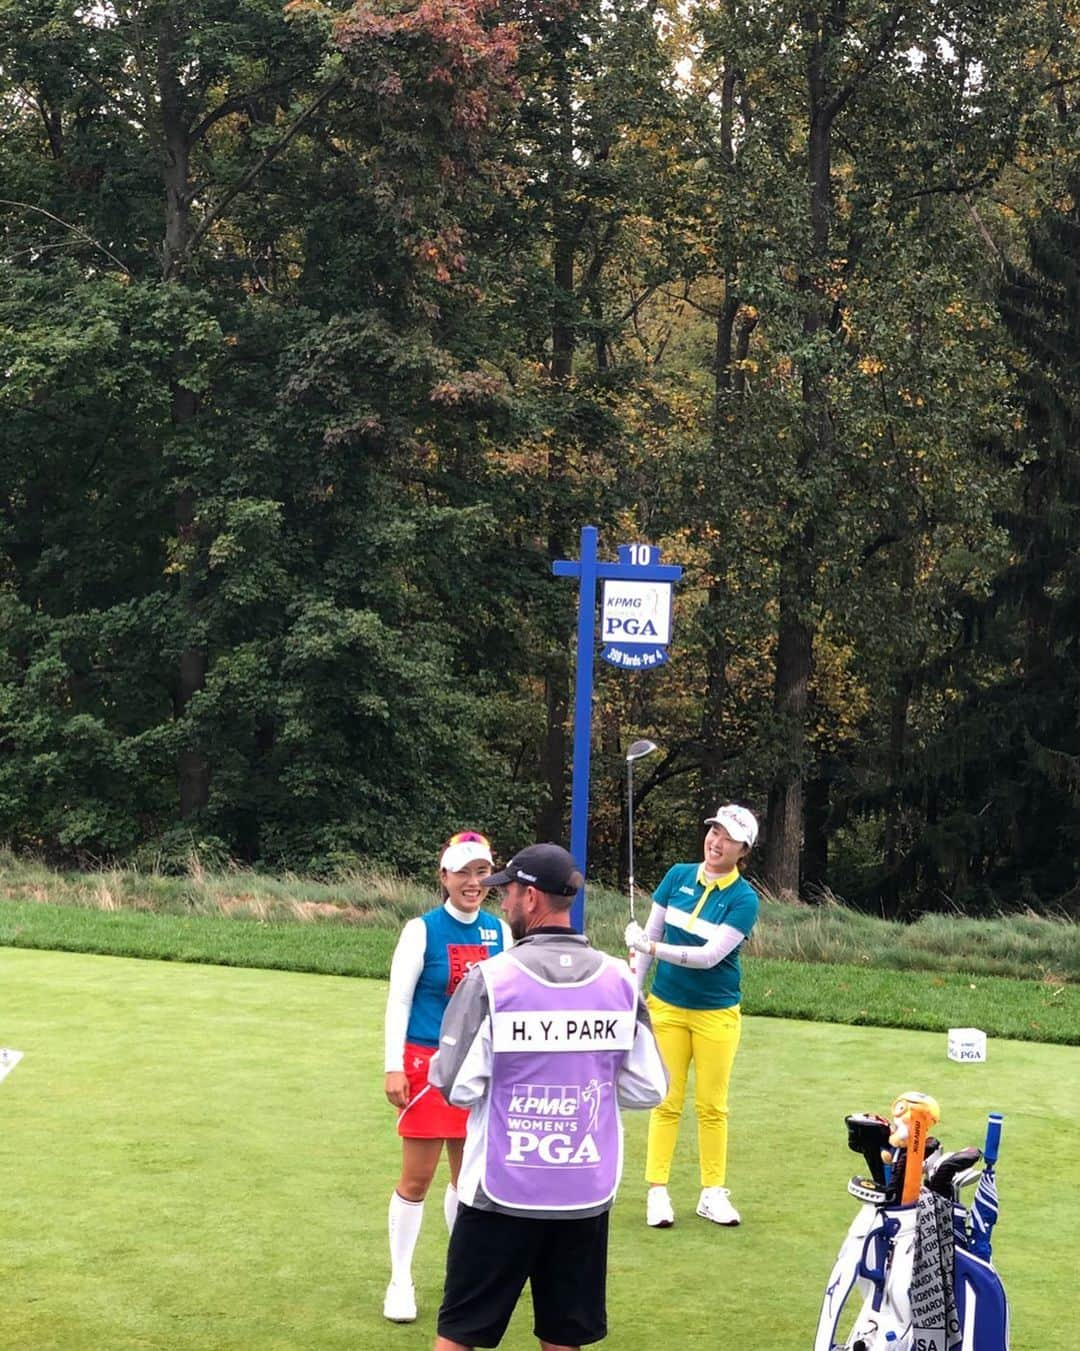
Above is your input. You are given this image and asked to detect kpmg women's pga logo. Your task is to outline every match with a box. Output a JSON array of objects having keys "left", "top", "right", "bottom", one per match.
[{"left": 600, "top": 544, "right": 674, "bottom": 671}]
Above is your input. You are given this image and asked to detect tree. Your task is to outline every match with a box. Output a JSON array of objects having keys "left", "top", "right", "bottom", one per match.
[
  {"left": 0, "top": 0, "right": 539, "bottom": 868},
  {"left": 867, "top": 164, "right": 1080, "bottom": 917},
  {"left": 649, "top": 0, "right": 1074, "bottom": 897}
]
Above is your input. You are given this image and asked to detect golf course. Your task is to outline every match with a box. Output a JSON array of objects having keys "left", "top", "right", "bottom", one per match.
[{"left": 3, "top": 939, "right": 1076, "bottom": 1349}]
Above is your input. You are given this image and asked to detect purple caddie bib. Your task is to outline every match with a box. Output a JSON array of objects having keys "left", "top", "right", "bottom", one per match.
[{"left": 479, "top": 954, "right": 637, "bottom": 1212}]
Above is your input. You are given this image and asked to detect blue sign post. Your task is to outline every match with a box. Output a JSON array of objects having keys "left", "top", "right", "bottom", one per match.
[{"left": 553, "top": 526, "right": 682, "bottom": 930}]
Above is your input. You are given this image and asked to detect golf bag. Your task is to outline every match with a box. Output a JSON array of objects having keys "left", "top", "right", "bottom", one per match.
[{"left": 814, "top": 1111, "right": 1009, "bottom": 1351}]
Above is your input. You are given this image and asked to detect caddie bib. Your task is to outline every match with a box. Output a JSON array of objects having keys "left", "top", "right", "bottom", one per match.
[{"left": 480, "top": 955, "right": 636, "bottom": 1212}]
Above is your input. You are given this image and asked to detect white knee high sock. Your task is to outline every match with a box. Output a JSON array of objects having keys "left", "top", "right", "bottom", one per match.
[
  {"left": 388, "top": 1192, "right": 424, "bottom": 1286},
  {"left": 444, "top": 1182, "right": 459, "bottom": 1234}
]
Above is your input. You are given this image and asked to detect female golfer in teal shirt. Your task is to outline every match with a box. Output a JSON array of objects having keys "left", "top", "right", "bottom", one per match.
[{"left": 625, "top": 803, "right": 759, "bottom": 1229}]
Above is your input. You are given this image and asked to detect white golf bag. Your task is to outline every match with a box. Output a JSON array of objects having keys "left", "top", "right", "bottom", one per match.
[
  {"left": 816, "top": 1196, "right": 914, "bottom": 1350},
  {"left": 815, "top": 1115, "right": 1010, "bottom": 1351}
]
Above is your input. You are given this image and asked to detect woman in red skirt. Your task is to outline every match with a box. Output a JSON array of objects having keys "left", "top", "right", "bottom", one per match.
[{"left": 382, "top": 831, "right": 510, "bottom": 1323}]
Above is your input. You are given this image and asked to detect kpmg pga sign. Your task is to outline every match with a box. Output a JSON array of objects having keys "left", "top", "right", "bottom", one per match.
[
  {"left": 553, "top": 528, "right": 683, "bottom": 928},
  {"left": 600, "top": 544, "right": 674, "bottom": 670}
]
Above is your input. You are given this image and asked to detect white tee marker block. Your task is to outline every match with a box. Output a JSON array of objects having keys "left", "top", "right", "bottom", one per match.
[
  {"left": 0, "top": 1048, "right": 24, "bottom": 1084},
  {"left": 947, "top": 1028, "right": 987, "bottom": 1062}
]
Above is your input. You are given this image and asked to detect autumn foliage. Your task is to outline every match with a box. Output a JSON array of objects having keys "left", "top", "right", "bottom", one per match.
[{"left": 335, "top": 0, "right": 521, "bottom": 136}]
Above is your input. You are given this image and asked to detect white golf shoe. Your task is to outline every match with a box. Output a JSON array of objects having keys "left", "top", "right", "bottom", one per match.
[
  {"left": 383, "top": 1279, "right": 417, "bottom": 1323},
  {"left": 696, "top": 1186, "right": 741, "bottom": 1226},
  {"left": 646, "top": 1186, "right": 675, "bottom": 1228}
]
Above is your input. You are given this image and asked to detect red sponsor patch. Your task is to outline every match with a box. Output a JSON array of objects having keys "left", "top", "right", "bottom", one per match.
[{"left": 446, "top": 943, "right": 489, "bottom": 995}]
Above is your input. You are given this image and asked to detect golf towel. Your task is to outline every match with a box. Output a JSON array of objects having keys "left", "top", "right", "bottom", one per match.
[{"left": 910, "top": 1189, "right": 963, "bottom": 1350}]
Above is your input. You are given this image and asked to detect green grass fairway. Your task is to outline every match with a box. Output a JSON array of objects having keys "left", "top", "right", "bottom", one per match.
[{"left": 3, "top": 948, "right": 1076, "bottom": 1350}]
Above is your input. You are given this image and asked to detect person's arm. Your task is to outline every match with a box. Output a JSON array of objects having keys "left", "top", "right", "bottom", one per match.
[
  {"left": 632, "top": 920, "right": 747, "bottom": 970},
  {"left": 629, "top": 872, "right": 757, "bottom": 970},
  {"left": 628, "top": 865, "right": 682, "bottom": 988},
  {"left": 628, "top": 901, "right": 667, "bottom": 989},
  {"left": 428, "top": 965, "right": 492, "bottom": 1108},
  {"left": 383, "top": 917, "right": 426, "bottom": 1107},
  {"left": 616, "top": 992, "right": 669, "bottom": 1108}
]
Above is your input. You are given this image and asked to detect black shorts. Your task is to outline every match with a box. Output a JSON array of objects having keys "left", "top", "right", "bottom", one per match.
[{"left": 436, "top": 1203, "right": 609, "bottom": 1347}]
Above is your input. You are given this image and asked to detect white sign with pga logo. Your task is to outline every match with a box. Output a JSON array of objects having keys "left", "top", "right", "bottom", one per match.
[
  {"left": 601, "top": 579, "right": 672, "bottom": 645},
  {"left": 596, "top": 541, "right": 678, "bottom": 671}
]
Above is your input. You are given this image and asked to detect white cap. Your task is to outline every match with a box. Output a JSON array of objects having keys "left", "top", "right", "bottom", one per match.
[
  {"left": 703, "top": 804, "right": 758, "bottom": 847},
  {"left": 440, "top": 839, "right": 494, "bottom": 872}
]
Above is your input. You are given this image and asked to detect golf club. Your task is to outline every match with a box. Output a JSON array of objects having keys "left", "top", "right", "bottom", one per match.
[
  {"left": 626, "top": 739, "right": 658, "bottom": 970},
  {"left": 924, "top": 1145, "right": 982, "bottom": 1201}
]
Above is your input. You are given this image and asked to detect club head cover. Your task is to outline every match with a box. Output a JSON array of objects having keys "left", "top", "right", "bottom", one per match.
[
  {"left": 845, "top": 1113, "right": 892, "bottom": 1188},
  {"left": 925, "top": 1146, "right": 983, "bottom": 1198}
]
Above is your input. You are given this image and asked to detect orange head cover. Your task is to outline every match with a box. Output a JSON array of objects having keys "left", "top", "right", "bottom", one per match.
[{"left": 890, "top": 1091, "right": 941, "bottom": 1204}]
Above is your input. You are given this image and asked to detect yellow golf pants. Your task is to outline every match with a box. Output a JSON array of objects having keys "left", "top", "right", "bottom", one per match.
[{"left": 645, "top": 996, "right": 742, "bottom": 1188}]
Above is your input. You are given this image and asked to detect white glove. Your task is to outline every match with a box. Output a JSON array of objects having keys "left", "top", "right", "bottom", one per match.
[{"left": 624, "top": 921, "right": 652, "bottom": 955}]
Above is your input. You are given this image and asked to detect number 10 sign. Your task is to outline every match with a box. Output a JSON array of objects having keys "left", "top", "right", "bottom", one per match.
[{"left": 600, "top": 544, "right": 674, "bottom": 670}]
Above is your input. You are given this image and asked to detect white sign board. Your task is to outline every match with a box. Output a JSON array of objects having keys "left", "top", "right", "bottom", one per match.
[
  {"left": 0, "top": 1048, "right": 24, "bottom": 1084},
  {"left": 600, "top": 579, "right": 673, "bottom": 646}
]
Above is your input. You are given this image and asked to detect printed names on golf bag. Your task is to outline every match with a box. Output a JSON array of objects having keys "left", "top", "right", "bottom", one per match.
[{"left": 909, "top": 1194, "right": 962, "bottom": 1350}]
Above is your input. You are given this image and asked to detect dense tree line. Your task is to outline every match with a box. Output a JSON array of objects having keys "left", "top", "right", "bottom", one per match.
[{"left": 2, "top": 0, "right": 1079, "bottom": 915}]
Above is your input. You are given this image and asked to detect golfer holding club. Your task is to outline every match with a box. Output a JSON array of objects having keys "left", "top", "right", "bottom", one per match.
[
  {"left": 382, "top": 831, "right": 512, "bottom": 1323},
  {"left": 625, "top": 803, "right": 760, "bottom": 1229},
  {"left": 429, "top": 842, "right": 668, "bottom": 1350}
]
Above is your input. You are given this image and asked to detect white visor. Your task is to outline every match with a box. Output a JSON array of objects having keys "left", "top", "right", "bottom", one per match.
[{"left": 440, "top": 840, "right": 494, "bottom": 873}]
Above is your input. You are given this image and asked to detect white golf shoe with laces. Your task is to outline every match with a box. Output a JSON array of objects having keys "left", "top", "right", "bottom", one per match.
[
  {"left": 646, "top": 1186, "right": 675, "bottom": 1228},
  {"left": 696, "top": 1186, "right": 741, "bottom": 1226},
  {"left": 383, "top": 1279, "right": 417, "bottom": 1323}
]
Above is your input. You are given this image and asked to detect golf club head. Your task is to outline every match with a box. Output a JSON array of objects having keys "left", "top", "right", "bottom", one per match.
[
  {"left": 845, "top": 1113, "right": 892, "bottom": 1188},
  {"left": 925, "top": 1146, "right": 983, "bottom": 1199},
  {"left": 626, "top": 739, "right": 658, "bottom": 762},
  {"left": 848, "top": 1175, "right": 890, "bottom": 1205}
]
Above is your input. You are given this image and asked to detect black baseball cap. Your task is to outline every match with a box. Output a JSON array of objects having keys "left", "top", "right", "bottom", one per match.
[{"left": 481, "top": 843, "right": 582, "bottom": 897}]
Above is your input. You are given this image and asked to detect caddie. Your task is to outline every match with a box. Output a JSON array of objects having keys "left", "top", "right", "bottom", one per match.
[{"left": 429, "top": 842, "right": 668, "bottom": 1351}]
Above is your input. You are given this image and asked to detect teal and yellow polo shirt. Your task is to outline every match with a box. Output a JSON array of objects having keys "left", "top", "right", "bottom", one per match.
[{"left": 650, "top": 862, "right": 759, "bottom": 1010}]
